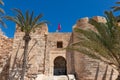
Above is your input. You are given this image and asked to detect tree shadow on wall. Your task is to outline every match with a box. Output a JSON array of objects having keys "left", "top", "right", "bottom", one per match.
[
  {"left": 94, "top": 63, "right": 114, "bottom": 80},
  {"left": 0, "top": 41, "right": 37, "bottom": 80}
]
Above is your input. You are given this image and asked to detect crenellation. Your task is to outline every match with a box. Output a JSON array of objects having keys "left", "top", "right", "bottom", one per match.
[{"left": 92, "top": 16, "right": 107, "bottom": 23}]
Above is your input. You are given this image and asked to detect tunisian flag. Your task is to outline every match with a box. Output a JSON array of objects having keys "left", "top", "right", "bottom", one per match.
[{"left": 58, "top": 23, "right": 61, "bottom": 31}]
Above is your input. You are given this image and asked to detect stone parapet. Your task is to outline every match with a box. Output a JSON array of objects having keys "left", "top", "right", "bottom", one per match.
[{"left": 73, "top": 16, "right": 107, "bottom": 29}]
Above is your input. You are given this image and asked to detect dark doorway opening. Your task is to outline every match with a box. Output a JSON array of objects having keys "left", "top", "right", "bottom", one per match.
[{"left": 54, "top": 56, "right": 67, "bottom": 75}]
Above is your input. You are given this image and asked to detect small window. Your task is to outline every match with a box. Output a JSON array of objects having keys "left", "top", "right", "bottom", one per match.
[{"left": 57, "top": 41, "right": 63, "bottom": 48}]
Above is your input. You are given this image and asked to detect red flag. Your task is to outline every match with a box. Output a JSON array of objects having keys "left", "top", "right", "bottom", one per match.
[{"left": 58, "top": 23, "right": 61, "bottom": 31}]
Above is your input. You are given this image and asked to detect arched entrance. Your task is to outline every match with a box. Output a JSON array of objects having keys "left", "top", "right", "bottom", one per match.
[{"left": 54, "top": 56, "right": 67, "bottom": 75}]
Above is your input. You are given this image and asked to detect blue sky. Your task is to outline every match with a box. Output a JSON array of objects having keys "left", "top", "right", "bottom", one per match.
[{"left": 0, "top": 0, "right": 118, "bottom": 38}]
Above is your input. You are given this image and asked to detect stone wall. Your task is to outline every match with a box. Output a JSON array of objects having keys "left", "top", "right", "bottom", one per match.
[
  {"left": 47, "top": 33, "right": 71, "bottom": 75},
  {"left": 11, "top": 24, "right": 49, "bottom": 78},
  {"left": 0, "top": 16, "right": 119, "bottom": 80},
  {"left": 11, "top": 24, "right": 72, "bottom": 77},
  {"left": 0, "top": 30, "right": 13, "bottom": 55},
  {"left": 0, "top": 29, "right": 13, "bottom": 72},
  {"left": 72, "top": 16, "right": 118, "bottom": 80}
]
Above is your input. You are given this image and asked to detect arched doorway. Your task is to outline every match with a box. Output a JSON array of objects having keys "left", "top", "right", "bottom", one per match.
[{"left": 54, "top": 56, "right": 67, "bottom": 75}]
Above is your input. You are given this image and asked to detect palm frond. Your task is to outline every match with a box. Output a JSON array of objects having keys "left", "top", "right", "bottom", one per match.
[
  {"left": 5, "top": 8, "right": 47, "bottom": 34},
  {"left": 4, "top": 16, "right": 21, "bottom": 25},
  {"left": 30, "top": 21, "right": 46, "bottom": 33},
  {"left": 31, "top": 14, "right": 43, "bottom": 27},
  {"left": 12, "top": 8, "right": 25, "bottom": 21},
  {"left": 29, "top": 11, "right": 34, "bottom": 25},
  {"left": 0, "top": 8, "right": 4, "bottom": 14},
  {"left": 25, "top": 10, "right": 29, "bottom": 26},
  {"left": 112, "top": 2, "right": 120, "bottom": 12},
  {"left": 116, "top": 2, "right": 120, "bottom": 4},
  {"left": 0, "top": 0, "right": 4, "bottom": 5},
  {"left": 0, "top": 18, "right": 6, "bottom": 27},
  {"left": 74, "top": 27, "right": 118, "bottom": 64},
  {"left": 113, "top": 6, "right": 120, "bottom": 12},
  {"left": 0, "top": 0, "right": 5, "bottom": 27}
]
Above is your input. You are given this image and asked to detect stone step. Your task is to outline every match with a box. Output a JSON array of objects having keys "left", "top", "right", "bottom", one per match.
[
  {"left": 54, "top": 75, "right": 68, "bottom": 80},
  {"left": 36, "top": 75, "right": 69, "bottom": 80}
]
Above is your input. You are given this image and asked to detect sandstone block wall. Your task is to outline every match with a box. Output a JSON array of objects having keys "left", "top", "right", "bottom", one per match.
[
  {"left": 11, "top": 24, "right": 72, "bottom": 77},
  {"left": 47, "top": 33, "right": 71, "bottom": 75},
  {"left": 0, "top": 16, "right": 119, "bottom": 80},
  {"left": 11, "top": 24, "right": 49, "bottom": 77},
  {"left": 0, "top": 29, "right": 13, "bottom": 72},
  {"left": 72, "top": 16, "right": 118, "bottom": 80}
]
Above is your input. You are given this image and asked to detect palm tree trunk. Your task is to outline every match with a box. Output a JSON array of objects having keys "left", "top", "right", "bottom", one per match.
[{"left": 20, "top": 35, "right": 31, "bottom": 80}]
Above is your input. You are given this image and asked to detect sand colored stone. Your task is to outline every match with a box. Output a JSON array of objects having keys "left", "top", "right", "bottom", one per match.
[{"left": 0, "top": 16, "right": 118, "bottom": 80}]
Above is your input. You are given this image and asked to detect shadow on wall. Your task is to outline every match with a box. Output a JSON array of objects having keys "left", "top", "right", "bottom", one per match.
[{"left": 94, "top": 63, "right": 115, "bottom": 80}]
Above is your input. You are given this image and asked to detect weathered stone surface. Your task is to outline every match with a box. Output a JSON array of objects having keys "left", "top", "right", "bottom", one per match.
[
  {"left": 72, "top": 16, "right": 118, "bottom": 80},
  {"left": 0, "top": 29, "right": 13, "bottom": 71},
  {"left": 0, "top": 32, "right": 13, "bottom": 55},
  {"left": 0, "top": 16, "right": 118, "bottom": 80}
]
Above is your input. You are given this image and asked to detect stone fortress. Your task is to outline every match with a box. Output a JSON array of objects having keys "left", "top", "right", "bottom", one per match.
[{"left": 0, "top": 16, "right": 118, "bottom": 80}]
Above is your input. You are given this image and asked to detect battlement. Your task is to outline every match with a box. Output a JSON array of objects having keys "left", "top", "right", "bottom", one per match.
[
  {"left": 15, "top": 23, "right": 48, "bottom": 35},
  {"left": 77, "top": 17, "right": 89, "bottom": 23},
  {"left": 93, "top": 16, "right": 106, "bottom": 23},
  {"left": 74, "top": 16, "right": 107, "bottom": 29}
]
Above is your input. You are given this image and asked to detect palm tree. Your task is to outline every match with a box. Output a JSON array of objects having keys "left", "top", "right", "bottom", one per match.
[
  {"left": 0, "top": 0, "right": 5, "bottom": 27},
  {"left": 68, "top": 11, "right": 120, "bottom": 80},
  {"left": 5, "top": 9, "right": 47, "bottom": 80}
]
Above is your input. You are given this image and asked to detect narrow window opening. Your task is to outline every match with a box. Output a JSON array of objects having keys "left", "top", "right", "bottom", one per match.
[{"left": 57, "top": 41, "right": 63, "bottom": 48}]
